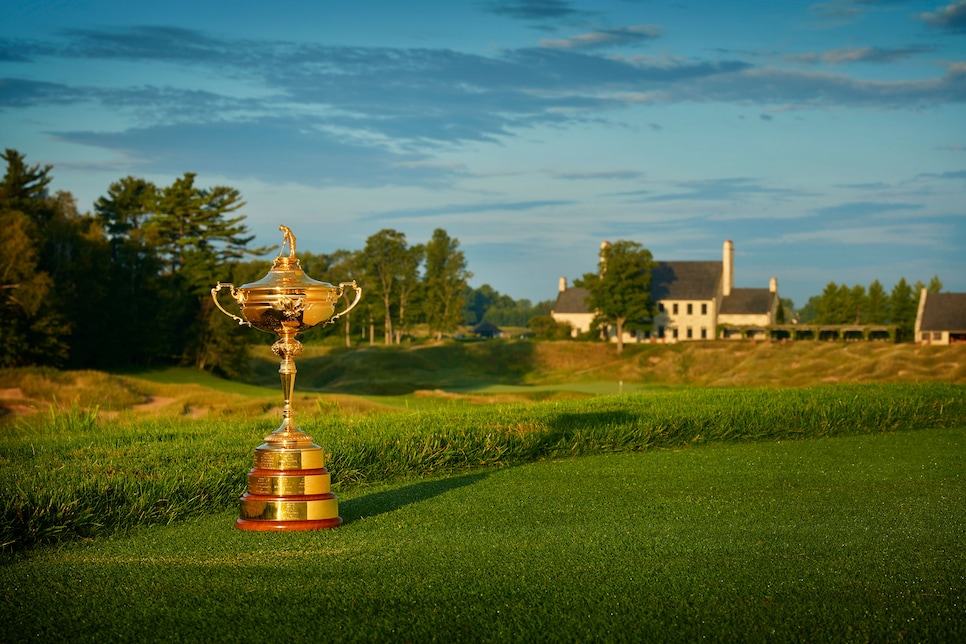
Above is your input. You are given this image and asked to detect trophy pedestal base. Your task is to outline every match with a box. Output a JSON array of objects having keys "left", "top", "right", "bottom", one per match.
[
  {"left": 236, "top": 441, "right": 341, "bottom": 531},
  {"left": 236, "top": 517, "right": 343, "bottom": 531}
]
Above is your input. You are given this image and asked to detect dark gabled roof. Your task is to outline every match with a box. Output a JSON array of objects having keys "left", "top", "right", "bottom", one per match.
[
  {"left": 553, "top": 286, "right": 592, "bottom": 314},
  {"left": 720, "top": 288, "right": 775, "bottom": 315},
  {"left": 472, "top": 320, "right": 502, "bottom": 334},
  {"left": 650, "top": 261, "right": 721, "bottom": 301},
  {"left": 920, "top": 292, "right": 966, "bottom": 331}
]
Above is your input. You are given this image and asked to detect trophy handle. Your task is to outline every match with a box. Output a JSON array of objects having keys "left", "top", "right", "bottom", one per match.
[
  {"left": 211, "top": 282, "right": 251, "bottom": 327},
  {"left": 327, "top": 281, "right": 363, "bottom": 326}
]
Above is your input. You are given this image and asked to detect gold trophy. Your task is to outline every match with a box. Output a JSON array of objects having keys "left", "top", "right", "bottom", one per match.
[{"left": 212, "top": 225, "right": 362, "bottom": 530}]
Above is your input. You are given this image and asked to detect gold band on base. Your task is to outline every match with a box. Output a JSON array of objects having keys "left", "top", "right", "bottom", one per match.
[
  {"left": 247, "top": 468, "right": 331, "bottom": 496},
  {"left": 252, "top": 443, "right": 324, "bottom": 470},
  {"left": 239, "top": 492, "right": 340, "bottom": 522}
]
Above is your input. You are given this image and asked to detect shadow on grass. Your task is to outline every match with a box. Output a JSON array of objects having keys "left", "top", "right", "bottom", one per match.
[
  {"left": 340, "top": 472, "right": 488, "bottom": 524},
  {"left": 249, "top": 341, "right": 540, "bottom": 395},
  {"left": 548, "top": 409, "right": 641, "bottom": 433}
]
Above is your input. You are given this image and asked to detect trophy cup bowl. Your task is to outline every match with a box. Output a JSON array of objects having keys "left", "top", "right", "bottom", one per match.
[{"left": 212, "top": 225, "right": 362, "bottom": 531}]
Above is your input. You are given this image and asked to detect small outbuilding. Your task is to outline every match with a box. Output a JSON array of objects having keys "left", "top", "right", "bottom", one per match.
[
  {"left": 471, "top": 320, "right": 502, "bottom": 339},
  {"left": 915, "top": 290, "right": 966, "bottom": 345}
]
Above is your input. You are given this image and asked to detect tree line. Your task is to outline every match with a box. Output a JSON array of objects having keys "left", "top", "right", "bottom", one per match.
[
  {"left": 796, "top": 276, "right": 942, "bottom": 339},
  {"left": 0, "top": 150, "right": 549, "bottom": 376},
  {"left": 4, "top": 148, "right": 943, "bottom": 375}
]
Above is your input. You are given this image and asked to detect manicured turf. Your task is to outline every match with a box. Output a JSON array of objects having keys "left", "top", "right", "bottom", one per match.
[{"left": 3, "top": 427, "right": 963, "bottom": 642}]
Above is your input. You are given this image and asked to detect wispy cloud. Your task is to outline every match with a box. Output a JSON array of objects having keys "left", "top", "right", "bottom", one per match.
[
  {"left": 786, "top": 45, "right": 935, "bottom": 66},
  {"left": 809, "top": 0, "right": 909, "bottom": 26},
  {"left": 479, "top": 0, "right": 588, "bottom": 23},
  {"left": 7, "top": 25, "right": 966, "bottom": 191},
  {"left": 361, "top": 199, "right": 575, "bottom": 220},
  {"left": 53, "top": 118, "right": 461, "bottom": 188},
  {"left": 812, "top": 201, "right": 922, "bottom": 218},
  {"left": 774, "top": 224, "right": 952, "bottom": 247},
  {"left": 539, "top": 25, "right": 662, "bottom": 50},
  {"left": 919, "top": 1, "right": 966, "bottom": 34},
  {"left": 0, "top": 78, "right": 90, "bottom": 106},
  {"left": 552, "top": 170, "right": 645, "bottom": 180},
  {"left": 644, "top": 177, "right": 805, "bottom": 202},
  {"left": 915, "top": 169, "right": 966, "bottom": 180},
  {"left": 621, "top": 61, "right": 966, "bottom": 108}
]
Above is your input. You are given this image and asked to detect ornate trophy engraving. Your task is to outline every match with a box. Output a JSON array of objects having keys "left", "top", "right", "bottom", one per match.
[{"left": 212, "top": 225, "right": 362, "bottom": 530}]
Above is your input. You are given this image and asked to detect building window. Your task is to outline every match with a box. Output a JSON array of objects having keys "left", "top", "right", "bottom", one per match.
[
  {"left": 672, "top": 303, "right": 678, "bottom": 315},
  {"left": 658, "top": 326, "right": 665, "bottom": 338},
  {"left": 687, "top": 303, "right": 693, "bottom": 315},
  {"left": 922, "top": 332, "right": 930, "bottom": 341},
  {"left": 687, "top": 327, "right": 693, "bottom": 339},
  {"left": 933, "top": 332, "right": 942, "bottom": 340},
  {"left": 672, "top": 328, "right": 678, "bottom": 339},
  {"left": 701, "top": 303, "right": 707, "bottom": 315},
  {"left": 658, "top": 303, "right": 665, "bottom": 313},
  {"left": 701, "top": 328, "right": 707, "bottom": 339}
]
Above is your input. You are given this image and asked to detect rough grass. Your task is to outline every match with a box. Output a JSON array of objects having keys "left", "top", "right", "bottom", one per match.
[{"left": 248, "top": 340, "right": 966, "bottom": 394}]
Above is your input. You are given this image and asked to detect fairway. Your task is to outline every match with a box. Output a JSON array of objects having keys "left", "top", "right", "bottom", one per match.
[
  {"left": 457, "top": 380, "right": 650, "bottom": 395},
  {"left": 3, "top": 427, "right": 963, "bottom": 642}
]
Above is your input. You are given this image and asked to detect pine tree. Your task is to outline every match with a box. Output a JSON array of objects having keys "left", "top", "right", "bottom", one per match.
[
  {"left": 145, "top": 173, "right": 264, "bottom": 373},
  {"left": 0, "top": 150, "right": 70, "bottom": 366},
  {"left": 866, "top": 280, "right": 888, "bottom": 324},
  {"left": 888, "top": 278, "right": 917, "bottom": 341}
]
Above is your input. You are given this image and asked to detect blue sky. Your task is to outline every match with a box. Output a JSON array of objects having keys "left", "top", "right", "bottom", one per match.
[{"left": 2, "top": 0, "right": 964, "bottom": 308}]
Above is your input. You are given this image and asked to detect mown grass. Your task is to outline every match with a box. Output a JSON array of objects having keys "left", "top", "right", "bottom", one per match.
[
  {"left": 2, "top": 427, "right": 963, "bottom": 642},
  {"left": 2, "top": 383, "right": 963, "bottom": 554}
]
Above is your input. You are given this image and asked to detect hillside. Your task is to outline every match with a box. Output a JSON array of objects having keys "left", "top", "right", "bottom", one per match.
[
  {"left": 3, "top": 341, "right": 962, "bottom": 421},
  {"left": 247, "top": 340, "right": 966, "bottom": 394}
]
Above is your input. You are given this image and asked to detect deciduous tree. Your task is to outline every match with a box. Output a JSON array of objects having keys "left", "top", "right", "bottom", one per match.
[
  {"left": 363, "top": 229, "right": 420, "bottom": 344},
  {"left": 423, "top": 229, "right": 472, "bottom": 341},
  {"left": 575, "top": 240, "right": 656, "bottom": 355}
]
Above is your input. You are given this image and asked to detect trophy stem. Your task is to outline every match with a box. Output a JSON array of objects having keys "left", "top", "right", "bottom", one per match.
[{"left": 268, "top": 333, "right": 311, "bottom": 446}]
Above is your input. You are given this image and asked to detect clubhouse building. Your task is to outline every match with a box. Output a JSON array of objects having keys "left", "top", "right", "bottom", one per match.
[
  {"left": 915, "top": 290, "right": 966, "bottom": 345},
  {"left": 552, "top": 240, "right": 780, "bottom": 343}
]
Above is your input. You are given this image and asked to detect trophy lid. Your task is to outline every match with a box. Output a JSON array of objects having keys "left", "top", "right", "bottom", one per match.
[{"left": 239, "top": 225, "right": 334, "bottom": 291}]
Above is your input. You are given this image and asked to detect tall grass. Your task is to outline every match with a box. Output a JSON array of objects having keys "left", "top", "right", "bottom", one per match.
[
  {"left": 243, "top": 340, "right": 966, "bottom": 393},
  {"left": 2, "top": 383, "right": 963, "bottom": 554}
]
